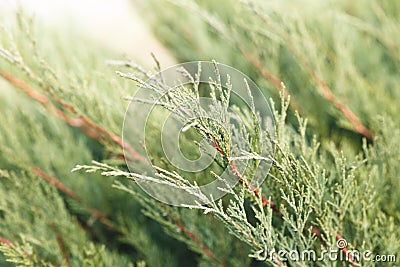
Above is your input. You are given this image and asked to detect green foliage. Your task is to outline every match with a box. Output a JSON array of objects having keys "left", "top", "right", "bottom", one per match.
[
  {"left": 0, "top": 170, "right": 134, "bottom": 267},
  {"left": 137, "top": 0, "right": 400, "bottom": 149},
  {"left": 0, "top": 1, "right": 399, "bottom": 267}
]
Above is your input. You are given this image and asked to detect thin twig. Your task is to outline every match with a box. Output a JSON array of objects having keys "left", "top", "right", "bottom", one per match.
[
  {"left": 240, "top": 50, "right": 300, "bottom": 112},
  {"left": 168, "top": 211, "right": 227, "bottom": 267},
  {"left": 0, "top": 70, "right": 146, "bottom": 162},
  {"left": 211, "top": 139, "right": 283, "bottom": 267},
  {"left": 311, "top": 71, "right": 373, "bottom": 140},
  {"left": 0, "top": 236, "right": 58, "bottom": 267},
  {"left": 211, "top": 140, "right": 280, "bottom": 214},
  {"left": 0, "top": 236, "right": 12, "bottom": 246},
  {"left": 33, "top": 167, "right": 115, "bottom": 229},
  {"left": 241, "top": 50, "right": 373, "bottom": 140},
  {"left": 33, "top": 167, "right": 80, "bottom": 200},
  {"left": 242, "top": 3, "right": 372, "bottom": 140},
  {"left": 49, "top": 223, "right": 70, "bottom": 267},
  {"left": 336, "top": 233, "right": 356, "bottom": 267}
]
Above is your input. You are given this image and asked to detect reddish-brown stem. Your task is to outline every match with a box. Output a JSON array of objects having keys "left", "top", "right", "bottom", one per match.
[
  {"left": 33, "top": 167, "right": 115, "bottom": 229},
  {"left": 34, "top": 167, "right": 80, "bottom": 200},
  {"left": 163, "top": 204, "right": 225, "bottom": 266},
  {"left": 0, "top": 236, "right": 12, "bottom": 246},
  {"left": 241, "top": 51, "right": 301, "bottom": 111},
  {"left": 169, "top": 213, "right": 226, "bottom": 267},
  {"left": 172, "top": 217, "right": 213, "bottom": 260},
  {"left": 229, "top": 160, "right": 281, "bottom": 215},
  {"left": 241, "top": 51, "right": 373, "bottom": 140},
  {"left": 0, "top": 236, "right": 57, "bottom": 266},
  {"left": 212, "top": 140, "right": 283, "bottom": 266},
  {"left": 49, "top": 224, "right": 70, "bottom": 267},
  {"left": 336, "top": 233, "right": 356, "bottom": 267},
  {"left": 242, "top": 52, "right": 285, "bottom": 92},
  {"left": 212, "top": 140, "right": 281, "bottom": 215},
  {"left": 0, "top": 70, "right": 146, "bottom": 163},
  {"left": 311, "top": 71, "right": 373, "bottom": 140}
]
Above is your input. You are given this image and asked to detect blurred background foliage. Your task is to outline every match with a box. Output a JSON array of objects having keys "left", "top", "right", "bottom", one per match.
[
  {"left": 0, "top": 0, "right": 399, "bottom": 266},
  {"left": 136, "top": 0, "right": 400, "bottom": 149}
]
